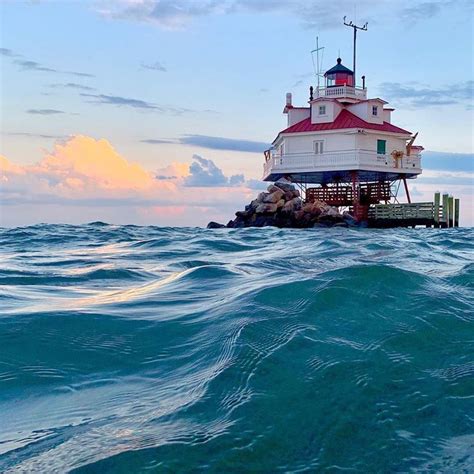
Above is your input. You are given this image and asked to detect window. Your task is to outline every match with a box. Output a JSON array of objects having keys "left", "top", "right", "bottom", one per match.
[
  {"left": 377, "top": 139, "right": 386, "bottom": 155},
  {"left": 314, "top": 140, "right": 324, "bottom": 154},
  {"left": 372, "top": 105, "right": 378, "bottom": 116},
  {"left": 319, "top": 105, "right": 326, "bottom": 115}
]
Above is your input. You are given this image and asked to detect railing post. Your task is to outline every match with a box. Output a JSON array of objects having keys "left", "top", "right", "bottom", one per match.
[
  {"left": 442, "top": 193, "right": 449, "bottom": 227},
  {"left": 433, "top": 192, "right": 440, "bottom": 227},
  {"left": 448, "top": 196, "right": 454, "bottom": 228},
  {"left": 454, "top": 198, "right": 460, "bottom": 227}
]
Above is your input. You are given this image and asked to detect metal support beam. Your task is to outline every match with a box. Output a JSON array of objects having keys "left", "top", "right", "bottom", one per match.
[{"left": 402, "top": 177, "right": 411, "bottom": 204}]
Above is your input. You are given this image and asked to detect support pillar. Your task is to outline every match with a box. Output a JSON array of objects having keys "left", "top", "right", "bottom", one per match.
[
  {"left": 402, "top": 177, "right": 411, "bottom": 204},
  {"left": 434, "top": 192, "right": 440, "bottom": 228},
  {"left": 442, "top": 193, "right": 449, "bottom": 228},
  {"left": 454, "top": 198, "right": 460, "bottom": 227},
  {"left": 448, "top": 196, "right": 454, "bottom": 228}
]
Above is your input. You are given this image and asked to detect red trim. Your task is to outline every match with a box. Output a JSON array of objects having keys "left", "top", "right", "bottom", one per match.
[{"left": 278, "top": 109, "right": 411, "bottom": 135}]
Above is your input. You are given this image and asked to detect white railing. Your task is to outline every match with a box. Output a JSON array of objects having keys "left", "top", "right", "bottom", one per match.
[
  {"left": 315, "top": 85, "right": 367, "bottom": 100},
  {"left": 263, "top": 149, "right": 421, "bottom": 178}
]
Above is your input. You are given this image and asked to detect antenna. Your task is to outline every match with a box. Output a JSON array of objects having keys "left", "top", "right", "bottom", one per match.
[
  {"left": 343, "top": 16, "right": 368, "bottom": 86},
  {"left": 311, "top": 36, "right": 324, "bottom": 91}
]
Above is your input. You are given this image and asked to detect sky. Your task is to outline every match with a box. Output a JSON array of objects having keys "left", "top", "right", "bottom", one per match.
[{"left": 0, "top": 0, "right": 473, "bottom": 227}]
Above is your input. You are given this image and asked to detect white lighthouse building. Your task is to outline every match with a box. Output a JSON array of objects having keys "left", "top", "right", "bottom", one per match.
[{"left": 263, "top": 57, "right": 424, "bottom": 219}]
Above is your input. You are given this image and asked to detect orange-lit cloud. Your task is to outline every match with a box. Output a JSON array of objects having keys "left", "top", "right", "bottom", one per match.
[
  {"left": 36, "top": 135, "right": 156, "bottom": 190},
  {"left": 1, "top": 155, "right": 25, "bottom": 176},
  {"left": 0, "top": 135, "right": 255, "bottom": 227}
]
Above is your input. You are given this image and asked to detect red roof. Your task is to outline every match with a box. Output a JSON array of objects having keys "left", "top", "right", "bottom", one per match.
[{"left": 279, "top": 109, "right": 411, "bottom": 136}]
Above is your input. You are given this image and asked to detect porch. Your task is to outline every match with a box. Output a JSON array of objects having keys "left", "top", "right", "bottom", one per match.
[{"left": 263, "top": 149, "right": 422, "bottom": 183}]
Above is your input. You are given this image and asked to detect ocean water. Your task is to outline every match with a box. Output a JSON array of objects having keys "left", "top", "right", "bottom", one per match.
[{"left": 0, "top": 223, "right": 473, "bottom": 473}]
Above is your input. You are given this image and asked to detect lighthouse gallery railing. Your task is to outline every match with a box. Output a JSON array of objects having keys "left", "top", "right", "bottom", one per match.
[
  {"left": 263, "top": 149, "right": 421, "bottom": 177},
  {"left": 315, "top": 85, "right": 367, "bottom": 100}
]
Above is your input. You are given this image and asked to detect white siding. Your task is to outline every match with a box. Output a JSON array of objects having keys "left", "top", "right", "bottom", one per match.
[
  {"left": 281, "top": 131, "right": 407, "bottom": 156},
  {"left": 348, "top": 100, "right": 385, "bottom": 124},
  {"left": 310, "top": 100, "right": 342, "bottom": 124},
  {"left": 282, "top": 131, "right": 356, "bottom": 154},
  {"left": 356, "top": 133, "right": 407, "bottom": 155},
  {"left": 287, "top": 108, "right": 311, "bottom": 126}
]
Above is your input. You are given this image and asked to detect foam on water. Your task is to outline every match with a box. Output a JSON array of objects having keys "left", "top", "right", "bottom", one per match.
[{"left": 0, "top": 224, "right": 473, "bottom": 472}]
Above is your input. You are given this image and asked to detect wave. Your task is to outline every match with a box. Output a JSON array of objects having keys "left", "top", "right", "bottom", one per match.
[{"left": 0, "top": 225, "right": 473, "bottom": 472}]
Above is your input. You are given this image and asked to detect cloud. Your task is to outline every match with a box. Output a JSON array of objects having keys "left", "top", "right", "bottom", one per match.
[
  {"left": 379, "top": 81, "right": 473, "bottom": 108},
  {"left": 417, "top": 170, "right": 474, "bottom": 186},
  {"left": 0, "top": 48, "right": 18, "bottom": 57},
  {"left": 27, "top": 109, "right": 65, "bottom": 115},
  {"left": 80, "top": 93, "right": 194, "bottom": 114},
  {"left": 100, "top": 0, "right": 454, "bottom": 30},
  {"left": 3, "top": 132, "right": 67, "bottom": 140},
  {"left": 141, "top": 139, "right": 175, "bottom": 145},
  {"left": 422, "top": 151, "right": 474, "bottom": 173},
  {"left": 184, "top": 154, "right": 244, "bottom": 187},
  {"left": 13, "top": 59, "right": 57, "bottom": 73},
  {"left": 103, "top": 1, "right": 228, "bottom": 29},
  {"left": 245, "top": 178, "right": 268, "bottom": 190},
  {"left": 49, "top": 82, "right": 96, "bottom": 91},
  {"left": 142, "top": 134, "right": 270, "bottom": 152},
  {"left": 400, "top": 1, "right": 445, "bottom": 25},
  {"left": 1, "top": 48, "right": 94, "bottom": 77},
  {"left": 0, "top": 136, "right": 256, "bottom": 226},
  {"left": 180, "top": 135, "right": 269, "bottom": 153},
  {"left": 141, "top": 61, "right": 167, "bottom": 72}
]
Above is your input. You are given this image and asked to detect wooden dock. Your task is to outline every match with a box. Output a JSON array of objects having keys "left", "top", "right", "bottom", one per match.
[{"left": 368, "top": 192, "right": 460, "bottom": 228}]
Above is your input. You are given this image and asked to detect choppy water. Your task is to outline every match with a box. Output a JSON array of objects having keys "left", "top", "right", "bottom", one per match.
[{"left": 0, "top": 224, "right": 473, "bottom": 473}]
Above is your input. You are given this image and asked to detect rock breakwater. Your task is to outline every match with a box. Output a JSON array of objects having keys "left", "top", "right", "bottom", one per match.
[{"left": 207, "top": 179, "right": 358, "bottom": 229}]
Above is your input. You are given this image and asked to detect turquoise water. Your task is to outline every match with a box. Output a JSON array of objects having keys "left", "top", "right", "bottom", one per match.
[{"left": 0, "top": 224, "right": 473, "bottom": 472}]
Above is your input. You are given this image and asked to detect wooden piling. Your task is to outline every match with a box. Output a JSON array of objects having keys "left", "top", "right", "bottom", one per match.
[
  {"left": 454, "top": 198, "right": 460, "bottom": 227},
  {"left": 448, "top": 196, "right": 454, "bottom": 227},
  {"left": 434, "top": 192, "right": 440, "bottom": 227},
  {"left": 442, "top": 193, "right": 449, "bottom": 228}
]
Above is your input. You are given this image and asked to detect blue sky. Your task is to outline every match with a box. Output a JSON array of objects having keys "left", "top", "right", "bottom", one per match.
[{"left": 0, "top": 0, "right": 473, "bottom": 226}]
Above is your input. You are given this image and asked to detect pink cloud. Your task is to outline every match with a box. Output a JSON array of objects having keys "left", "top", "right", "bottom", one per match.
[{"left": 0, "top": 135, "right": 254, "bottom": 227}]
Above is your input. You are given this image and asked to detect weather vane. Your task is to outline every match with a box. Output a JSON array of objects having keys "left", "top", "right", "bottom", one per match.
[{"left": 343, "top": 16, "right": 368, "bottom": 84}]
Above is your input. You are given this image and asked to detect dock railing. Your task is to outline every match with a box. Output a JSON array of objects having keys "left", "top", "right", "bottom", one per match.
[
  {"left": 369, "top": 202, "right": 435, "bottom": 220},
  {"left": 369, "top": 192, "right": 460, "bottom": 227}
]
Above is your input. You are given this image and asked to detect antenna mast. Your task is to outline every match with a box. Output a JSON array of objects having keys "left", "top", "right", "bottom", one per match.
[
  {"left": 311, "top": 36, "right": 324, "bottom": 91},
  {"left": 343, "top": 16, "right": 367, "bottom": 86}
]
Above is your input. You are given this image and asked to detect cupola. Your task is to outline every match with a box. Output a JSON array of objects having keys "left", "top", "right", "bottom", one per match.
[{"left": 324, "top": 58, "right": 354, "bottom": 87}]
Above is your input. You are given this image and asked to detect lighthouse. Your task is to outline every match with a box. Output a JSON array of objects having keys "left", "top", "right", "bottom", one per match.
[{"left": 263, "top": 56, "right": 424, "bottom": 221}]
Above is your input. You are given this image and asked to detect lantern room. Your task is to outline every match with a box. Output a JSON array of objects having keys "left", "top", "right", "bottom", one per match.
[{"left": 324, "top": 58, "right": 354, "bottom": 87}]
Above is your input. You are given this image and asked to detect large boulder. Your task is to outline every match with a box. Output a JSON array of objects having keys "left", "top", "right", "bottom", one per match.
[
  {"left": 207, "top": 221, "right": 225, "bottom": 229},
  {"left": 274, "top": 177, "right": 296, "bottom": 193},
  {"left": 267, "top": 184, "right": 282, "bottom": 194},
  {"left": 282, "top": 197, "right": 302, "bottom": 213},
  {"left": 256, "top": 202, "right": 278, "bottom": 214},
  {"left": 262, "top": 189, "right": 284, "bottom": 203}
]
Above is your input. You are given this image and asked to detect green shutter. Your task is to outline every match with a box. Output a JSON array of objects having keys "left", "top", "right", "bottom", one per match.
[{"left": 377, "top": 139, "right": 386, "bottom": 154}]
